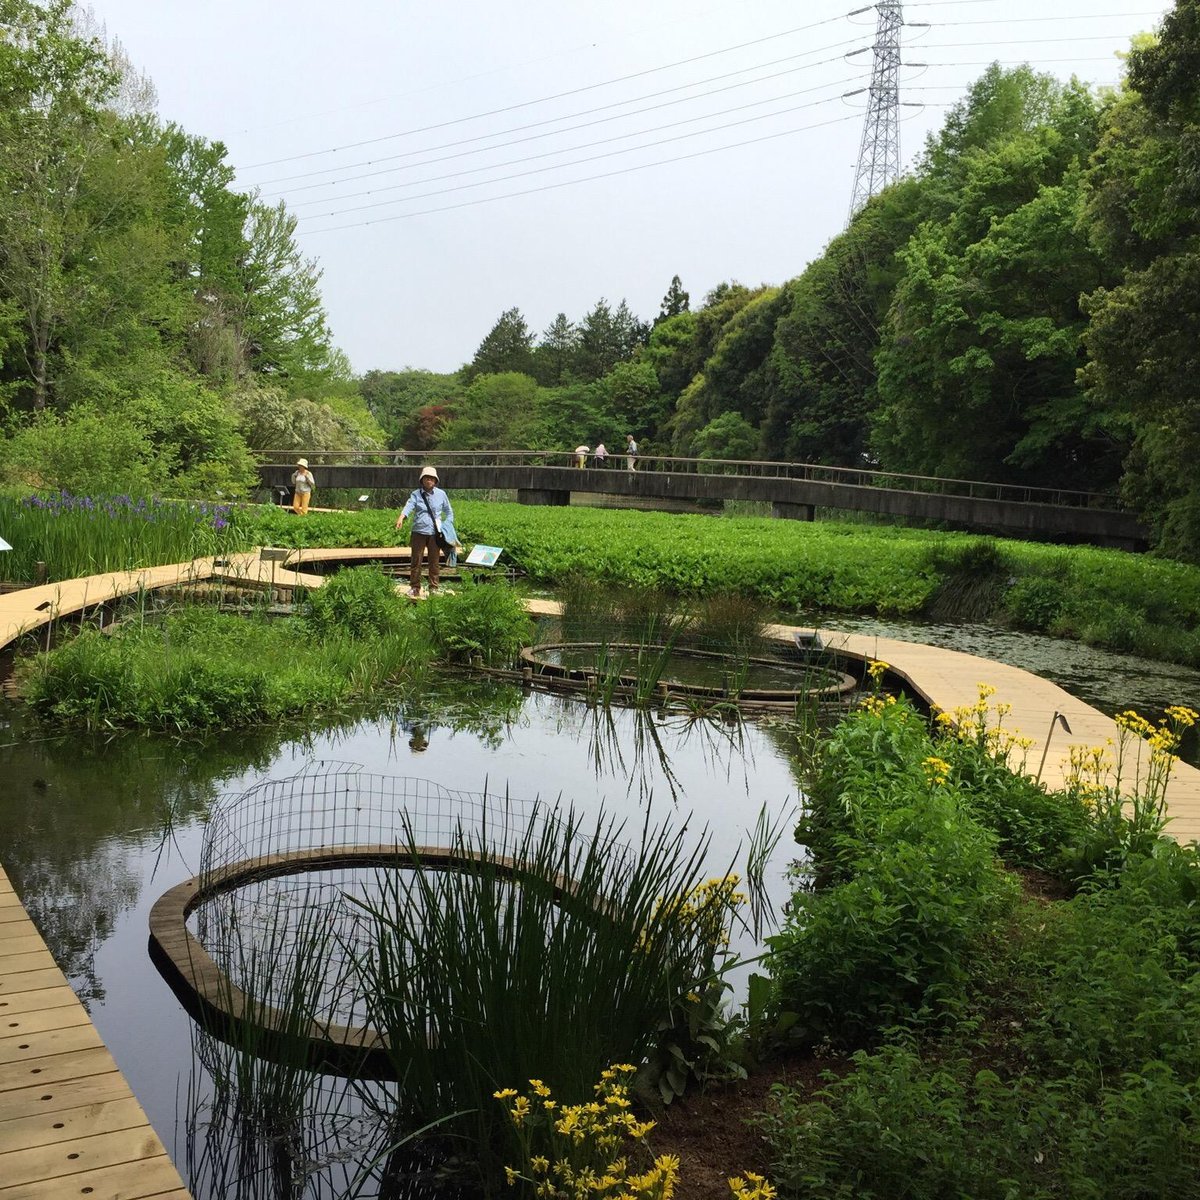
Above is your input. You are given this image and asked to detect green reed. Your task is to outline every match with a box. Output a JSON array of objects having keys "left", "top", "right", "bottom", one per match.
[{"left": 348, "top": 804, "right": 737, "bottom": 1194}]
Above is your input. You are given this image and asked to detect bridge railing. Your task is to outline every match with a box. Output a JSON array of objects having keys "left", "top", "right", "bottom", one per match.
[{"left": 255, "top": 449, "right": 1123, "bottom": 511}]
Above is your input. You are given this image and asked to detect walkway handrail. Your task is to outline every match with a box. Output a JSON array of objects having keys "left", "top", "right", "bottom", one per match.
[{"left": 253, "top": 449, "right": 1124, "bottom": 510}]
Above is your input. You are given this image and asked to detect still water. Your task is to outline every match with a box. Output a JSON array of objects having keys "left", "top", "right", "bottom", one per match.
[{"left": 0, "top": 682, "right": 805, "bottom": 1198}]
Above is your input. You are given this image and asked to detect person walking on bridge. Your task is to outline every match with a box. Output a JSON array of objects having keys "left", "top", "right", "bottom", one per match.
[
  {"left": 625, "top": 434, "right": 638, "bottom": 472},
  {"left": 396, "top": 466, "right": 453, "bottom": 598}
]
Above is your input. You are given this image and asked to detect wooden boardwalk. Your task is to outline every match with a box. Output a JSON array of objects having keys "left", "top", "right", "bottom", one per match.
[{"left": 0, "top": 865, "right": 190, "bottom": 1199}]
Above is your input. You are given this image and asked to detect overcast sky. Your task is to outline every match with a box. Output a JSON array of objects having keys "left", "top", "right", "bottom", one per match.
[{"left": 86, "top": 0, "right": 1170, "bottom": 375}]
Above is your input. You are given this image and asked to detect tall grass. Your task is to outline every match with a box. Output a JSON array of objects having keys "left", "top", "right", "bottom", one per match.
[
  {"left": 21, "top": 604, "right": 429, "bottom": 731},
  {"left": 0, "top": 491, "right": 248, "bottom": 582},
  {"left": 349, "top": 805, "right": 736, "bottom": 1193}
]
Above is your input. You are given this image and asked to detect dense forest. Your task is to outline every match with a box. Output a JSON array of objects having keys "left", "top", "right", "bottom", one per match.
[
  {"left": 3, "top": 0, "right": 1200, "bottom": 561},
  {"left": 0, "top": 0, "right": 385, "bottom": 498}
]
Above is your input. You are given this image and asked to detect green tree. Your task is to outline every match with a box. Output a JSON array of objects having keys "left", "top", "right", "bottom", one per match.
[
  {"left": 655, "top": 274, "right": 690, "bottom": 325},
  {"left": 531, "top": 312, "right": 579, "bottom": 386},
  {"left": 573, "top": 298, "right": 644, "bottom": 381},
  {"left": 0, "top": 0, "right": 119, "bottom": 410},
  {"left": 692, "top": 411, "right": 758, "bottom": 460},
  {"left": 238, "top": 200, "right": 336, "bottom": 388},
  {"left": 359, "top": 369, "right": 463, "bottom": 449},
  {"left": 438, "top": 372, "right": 542, "bottom": 448},
  {"left": 465, "top": 307, "right": 535, "bottom": 381},
  {"left": 872, "top": 75, "right": 1114, "bottom": 486},
  {"left": 1081, "top": 3, "right": 1200, "bottom": 557}
]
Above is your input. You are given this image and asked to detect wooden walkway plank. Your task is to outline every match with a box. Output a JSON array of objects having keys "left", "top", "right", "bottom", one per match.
[
  {"left": 0, "top": 1071, "right": 130, "bottom": 1124},
  {"left": 0, "top": 1096, "right": 147, "bottom": 1155},
  {"left": 0, "top": 1123, "right": 166, "bottom": 1190},
  {"left": 0, "top": 1151, "right": 184, "bottom": 1200},
  {"left": 0, "top": 867, "right": 190, "bottom": 1198},
  {"left": 0, "top": 1023, "right": 105, "bottom": 1066},
  {"left": 0, "top": 1005, "right": 91, "bottom": 1039}
]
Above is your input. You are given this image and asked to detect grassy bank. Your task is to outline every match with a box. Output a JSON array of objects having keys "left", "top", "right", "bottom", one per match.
[
  {"left": 756, "top": 694, "right": 1200, "bottom": 1199},
  {"left": 239, "top": 502, "right": 1200, "bottom": 668}
]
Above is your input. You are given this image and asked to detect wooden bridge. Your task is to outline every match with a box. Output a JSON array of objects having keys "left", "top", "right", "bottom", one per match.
[{"left": 257, "top": 451, "right": 1149, "bottom": 550}]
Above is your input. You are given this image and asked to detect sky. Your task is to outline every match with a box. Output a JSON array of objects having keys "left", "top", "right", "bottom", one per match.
[{"left": 84, "top": 0, "right": 1172, "bottom": 375}]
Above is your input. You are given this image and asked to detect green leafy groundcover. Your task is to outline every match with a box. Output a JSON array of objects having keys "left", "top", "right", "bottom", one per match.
[
  {"left": 239, "top": 502, "right": 1200, "bottom": 667},
  {"left": 20, "top": 570, "right": 531, "bottom": 731},
  {"left": 760, "top": 696, "right": 1200, "bottom": 1200}
]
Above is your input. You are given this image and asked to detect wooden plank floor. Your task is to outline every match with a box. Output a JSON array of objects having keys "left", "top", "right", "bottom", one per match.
[{"left": 0, "top": 868, "right": 191, "bottom": 1200}]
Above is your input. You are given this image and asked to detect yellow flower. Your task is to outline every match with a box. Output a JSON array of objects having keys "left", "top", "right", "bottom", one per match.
[
  {"left": 1165, "top": 705, "right": 1198, "bottom": 728},
  {"left": 867, "top": 659, "right": 889, "bottom": 683}
]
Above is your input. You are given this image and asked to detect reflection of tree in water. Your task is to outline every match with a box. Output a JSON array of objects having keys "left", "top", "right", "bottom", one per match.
[
  {"left": 555, "top": 700, "right": 753, "bottom": 805},
  {"left": 0, "top": 706, "right": 288, "bottom": 1008}
]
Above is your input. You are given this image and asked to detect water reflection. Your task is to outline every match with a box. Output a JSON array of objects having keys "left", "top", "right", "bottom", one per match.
[{"left": 0, "top": 681, "right": 806, "bottom": 1200}]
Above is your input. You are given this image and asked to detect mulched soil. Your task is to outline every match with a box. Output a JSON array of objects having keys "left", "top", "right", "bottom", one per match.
[{"left": 650, "top": 1050, "right": 840, "bottom": 1198}]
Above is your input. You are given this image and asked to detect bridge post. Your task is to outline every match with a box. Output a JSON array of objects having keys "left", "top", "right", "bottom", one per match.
[
  {"left": 772, "top": 501, "right": 815, "bottom": 522},
  {"left": 517, "top": 488, "right": 571, "bottom": 507}
]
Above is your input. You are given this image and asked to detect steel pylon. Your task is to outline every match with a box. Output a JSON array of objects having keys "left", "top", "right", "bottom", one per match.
[{"left": 848, "top": 0, "right": 903, "bottom": 219}]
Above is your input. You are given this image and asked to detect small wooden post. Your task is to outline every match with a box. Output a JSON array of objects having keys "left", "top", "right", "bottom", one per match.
[{"left": 34, "top": 561, "right": 48, "bottom": 584}]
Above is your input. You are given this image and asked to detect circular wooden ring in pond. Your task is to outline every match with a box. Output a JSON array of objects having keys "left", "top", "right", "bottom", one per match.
[
  {"left": 149, "top": 844, "right": 582, "bottom": 1079},
  {"left": 519, "top": 642, "right": 857, "bottom": 706}
]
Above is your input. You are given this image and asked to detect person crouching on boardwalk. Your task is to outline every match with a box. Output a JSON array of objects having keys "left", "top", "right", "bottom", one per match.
[{"left": 395, "top": 466, "right": 453, "bottom": 598}]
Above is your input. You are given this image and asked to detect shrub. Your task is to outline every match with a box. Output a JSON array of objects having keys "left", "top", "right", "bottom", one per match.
[
  {"left": 771, "top": 796, "right": 1018, "bottom": 1043},
  {"left": 302, "top": 565, "right": 408, "bottom": 639},
  {"left": 418, "top": 578, "right": 532, "bottom": 665},
  {"left": 1004, "top": 574, "right": 1068, "bottom": 631}
]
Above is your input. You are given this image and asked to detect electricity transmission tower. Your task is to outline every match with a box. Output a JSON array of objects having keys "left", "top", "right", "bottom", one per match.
[{"left": 848, "top": 0, "right": 903, "bottom": 220}]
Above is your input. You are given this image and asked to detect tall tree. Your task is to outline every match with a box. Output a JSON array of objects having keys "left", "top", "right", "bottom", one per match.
[
  {"left": 0, "top": 0, "right": 118, "bottom": 409},
  {"left": 464, "top": 306, "right": 535, "bottom": 381},
  {"left": 1081, "top": 3, "right": 1200, "bottom": 557},
  {"left": 655, "top": 274, "right": 690, "bottom": 325},
  {"left": 531, "top": 311, "right": 578, "bottom": 386}
]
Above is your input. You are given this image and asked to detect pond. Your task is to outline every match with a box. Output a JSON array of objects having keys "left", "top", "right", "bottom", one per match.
[{"left": 0, "top": 680, "right": 806, "bottom": 1199}]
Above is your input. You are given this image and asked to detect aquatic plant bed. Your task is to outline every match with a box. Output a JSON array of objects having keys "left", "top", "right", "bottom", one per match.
[
  {"left": 238, "top": 502, "right": 1200, "bottom": 668},
  {"left": 521, "top": 642, "right": 856, "bottom": 707}
]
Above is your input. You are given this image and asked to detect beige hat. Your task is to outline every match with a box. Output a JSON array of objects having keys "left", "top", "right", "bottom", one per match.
[
  {"left": 296, "top": 457, "right": 308, "bottom": 468},
  {"left": 419, "top": 465, "right": 439, "bottom": 482}
]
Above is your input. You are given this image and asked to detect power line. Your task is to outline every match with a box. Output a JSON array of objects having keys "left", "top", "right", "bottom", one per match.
[
  {"left": 237, "top": 13, "right": 858, "bottom": 173},
  {"left": 917, "top": 9, "right": 1161, "bottom": 25},
  {"left": 297, "top": 90, "right": 856, "bottom": 223},
  {"left": 286, "top": 74, "right": 862, "bottom": 211},
  {"left": 300, "top": 111, "right": 864, "bottom": 236},
  {"left": 257, "top": 44, "right": 869, "bottom": 195}
]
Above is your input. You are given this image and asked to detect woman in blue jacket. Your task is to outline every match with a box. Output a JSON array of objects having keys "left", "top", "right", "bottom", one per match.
[{"left": 395, "top": 466, "right": 454, "bottom": 597}]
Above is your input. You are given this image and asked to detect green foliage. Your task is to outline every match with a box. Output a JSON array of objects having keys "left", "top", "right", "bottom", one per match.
[
  {"left": 20, "top": 606, "right": 427, "bottom": 731},
  {"left": 438, "top": 372, "right": 543, "bottom": 449},
  {"left": 359, "top": 368, "right": 463, "bottom": 450},
  {"left": 418, "top": 578, "right": 532, "bottom": 665},
  {"left": 237, "top": 501, "right": 1200, "bottom": 667},
  {"left": 757, "top": 699, "right": 1200, "bottom": 1200},
  {"left": 301, "top": 565, "right": 407, "bottom": 639},
  {"left": 772, "top": 700, "right": 1019, "bottom": 1043},
  {"left": 692, "top": 411, "right": 759, "bottom": 461},
  {"left": 351, "top": 808, "right": 736, "bottom": 1188}
]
